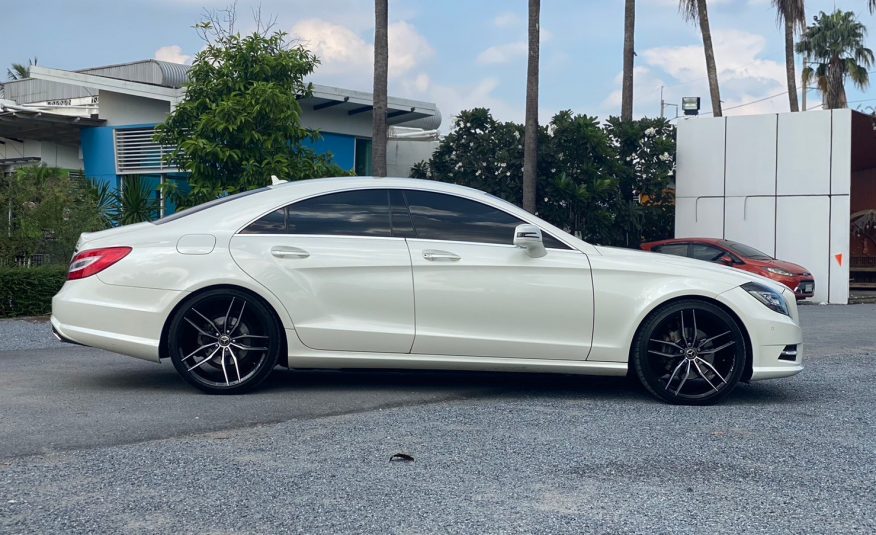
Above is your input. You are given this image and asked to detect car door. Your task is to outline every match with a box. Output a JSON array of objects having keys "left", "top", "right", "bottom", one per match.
[
  {"left": 689, "top": 243, "right": 728, "bottom": 264},
  {"left": 653, "top": 243, "right": 690, "bottom": 258},
  {"left": 397, "top": 189, "right": 594, "bottom": 360},
  {"left": 229, "top": 189, "right": 415, "bottom": 354}
]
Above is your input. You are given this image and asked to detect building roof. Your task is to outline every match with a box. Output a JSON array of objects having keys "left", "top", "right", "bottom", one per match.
[
  {"left": 10, "top": 59, "right": 441, "bottom": 129},
  {"left": 0, "top": 102, "right": 105, "bottom": 145}
]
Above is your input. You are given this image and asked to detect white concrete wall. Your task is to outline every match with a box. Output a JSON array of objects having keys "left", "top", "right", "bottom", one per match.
[
  {"left": 99, "top": 91, "right": 170, "bottom": 126},
  {"left": 300, "top": 108, "right": 373, "bottom": 138},
  {"left": 387, "top": 139, "right": 438, "bottom": 177},
  {"left": 675, "top": 110, "right": 852, "bottom": 304}
]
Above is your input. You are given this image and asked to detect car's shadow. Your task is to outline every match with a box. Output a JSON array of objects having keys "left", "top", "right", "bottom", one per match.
[{"left": 73, "top": 357, "right": 807, "bottom": 405}]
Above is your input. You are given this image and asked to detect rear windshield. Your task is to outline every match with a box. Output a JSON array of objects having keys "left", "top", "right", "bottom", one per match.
[
  {"left": 724, "top": 241, "right": 772, "bottom": 260},
  {"left": 153, "top": 187, "right": 270, "bottom": 225}
]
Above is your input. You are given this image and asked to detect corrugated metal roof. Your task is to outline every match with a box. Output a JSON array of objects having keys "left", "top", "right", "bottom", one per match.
[
  {"left": 3, "top": 60, "right": 190, "bottom": 103},
  {"left": 81, "top": 60, "right": 190, "bottom": 88}
]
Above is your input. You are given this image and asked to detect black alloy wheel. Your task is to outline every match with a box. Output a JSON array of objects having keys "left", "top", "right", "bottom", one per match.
[
  {"left": 632, "top": 299, "right": 746, "bottom": 405},
  {"left": 168, "top": 289, "right": 281, "bottom": 394}
]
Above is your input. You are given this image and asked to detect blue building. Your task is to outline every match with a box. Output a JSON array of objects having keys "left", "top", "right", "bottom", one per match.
[{"left": 0, "top": 60, "right": 441, "bottom": 215}]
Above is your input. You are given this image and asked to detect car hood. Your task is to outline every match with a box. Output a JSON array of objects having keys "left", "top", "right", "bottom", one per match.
[
  {"left": 593, "top": 245, "right": 787, "bottom": 293},
  {"left": 756, "top": 258, "right": 811, "bottom": 275}
]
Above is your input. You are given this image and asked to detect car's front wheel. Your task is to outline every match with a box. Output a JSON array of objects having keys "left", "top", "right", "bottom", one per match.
[
  {"left": 632, "top": 299, "right": 747, "bottom": 405},
  {"left": 168, "top": 289, "right": 282, "bottom": 394}
]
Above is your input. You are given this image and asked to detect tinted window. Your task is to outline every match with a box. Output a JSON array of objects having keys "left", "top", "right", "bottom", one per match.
[
  {"left": 654, "top": 243, "right": 688, "bottom": 257},
  {"left": 690, "top": 244, "right": 725, "bottom": 262},
  {"left": 242, "top": 190, "right": 390, "bottom": 237},
  {"left": 724, "top": 241, "right": 771, "bottom": 260},
  {"left": 403, "top": 190, "right": 568, "bottom": 249},
  {"left": 389, "top": 190, "right": 416, "bottom": 238},
  {"left": 242, "top": 208, "right": 285, "bottom": 234},
  {"left": 541, "top": 232, "right": 570, "bottom": 250}
]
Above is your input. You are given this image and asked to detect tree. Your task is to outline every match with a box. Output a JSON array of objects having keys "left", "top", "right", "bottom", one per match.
[
  {"left": 523, "top": 0, "right": 540, "bottom": 213},
  {"left": 372, "top": 0, "right": 389, "bottom": 177},
  {"left": 410, "top": 109, "right": 676, "bottom": 247},
  {"left": 621, "top": 0, "right": 636, "bottom": 121},
  {"left": 679, "top": 0, "right": 722, "bottom": 117},
  {"left": 7, "top": 57, "right": 37, "bottom": 81},
  {"left": 796, "top": 10, "right": 874, "bottom": 110},
  {"left": 0, "top": 166, "right": 105, "bottom": 265},
  {"left": 773, "top": 0, "right": 806, "bottom": 112},
  {"left": 154, "top": 17, "right": 346, "bottom": 204}
]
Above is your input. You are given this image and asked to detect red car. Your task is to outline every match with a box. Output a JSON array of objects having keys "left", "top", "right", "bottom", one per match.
[{"left": 641, "top": 238, "right": 815, "bottom": 300}]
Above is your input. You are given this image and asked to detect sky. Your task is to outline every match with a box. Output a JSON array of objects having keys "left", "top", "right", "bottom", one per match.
[{"left": 2, "top": 0, "right": 875, "bottom": 130}]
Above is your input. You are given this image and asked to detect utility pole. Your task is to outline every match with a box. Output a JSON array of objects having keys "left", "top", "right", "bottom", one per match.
[
  {"left": 660, "top": 86, "right": 665, "bottom": 118},
  {"left": 801, "top": 56, "right": 808, "bottom": 111}
]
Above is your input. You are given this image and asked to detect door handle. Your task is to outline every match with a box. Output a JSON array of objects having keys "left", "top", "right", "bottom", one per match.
[
  {"left": 271, "top": 246, "right": 310, "bottom": 259},
  {"left": 423, "top": 249, "right": 461, "bottom": 262}
]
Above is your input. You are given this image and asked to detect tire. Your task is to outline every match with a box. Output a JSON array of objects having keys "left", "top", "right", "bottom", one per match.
[
  {"left": 632, "top": 299, "right": 746, "bottom": 405},
  {"left": 168, "top": 288, "right": 281, "bottom": 394}
]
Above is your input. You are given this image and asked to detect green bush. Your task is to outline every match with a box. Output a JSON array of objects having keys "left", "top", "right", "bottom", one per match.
[{"left": 0, "top": 267, "right": 67, "bottom": 318}]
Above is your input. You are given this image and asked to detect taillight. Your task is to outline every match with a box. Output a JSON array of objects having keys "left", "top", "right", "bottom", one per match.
[{"left": 67, "top": 247, "right": 132, "bottom": 280}]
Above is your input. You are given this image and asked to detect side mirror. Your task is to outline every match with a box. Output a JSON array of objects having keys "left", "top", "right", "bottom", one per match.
[
  {"left": 719, "top": 255, "right": 734, "bottom": 266},
  {"left": 514, "top": 224, "right": 546, "bottom": 258}
]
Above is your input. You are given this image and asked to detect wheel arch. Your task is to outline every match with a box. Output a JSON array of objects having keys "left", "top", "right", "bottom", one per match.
[
  {"left": 158, "top": 283, "right": 289, "bottom": 366},
  {"left": 627, "top": 295, "right": 754, "bottom": 383}
]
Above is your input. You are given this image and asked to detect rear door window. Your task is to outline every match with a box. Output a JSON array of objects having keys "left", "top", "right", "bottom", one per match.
[
  {"left": 242, "top": 189, "right": 391, "bottom": 237},
  {"left": 653, "top": 243, "right": 689, "bottom": 257}
]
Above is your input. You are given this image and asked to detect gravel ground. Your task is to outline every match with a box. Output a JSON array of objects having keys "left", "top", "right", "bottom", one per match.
[
  {"left": 1, "top": 354, "right": 874, "bottom": 534},
  {"left": 1, "top": 306, "right": 874, "bottom": 534},
  {"left": 0, "top": 317, "right": 62, "bottom": 352}
]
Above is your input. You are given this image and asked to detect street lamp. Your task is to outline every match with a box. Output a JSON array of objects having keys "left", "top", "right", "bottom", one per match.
[{"left": 682, "top": 97, "right": 701, "bottom": 116}]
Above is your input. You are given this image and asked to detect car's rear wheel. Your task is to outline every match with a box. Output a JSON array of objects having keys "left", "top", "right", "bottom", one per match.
[
  {"left": 168, "top": 289, "right": 281, "bottom": 394},
  {"left": 632, "top": 299, "right": 746, "bottom": 405}
]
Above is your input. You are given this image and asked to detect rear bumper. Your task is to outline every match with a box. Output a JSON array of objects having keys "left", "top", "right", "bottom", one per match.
[{"left": 51, "top": 276, "right": 183, "bottom": 363}]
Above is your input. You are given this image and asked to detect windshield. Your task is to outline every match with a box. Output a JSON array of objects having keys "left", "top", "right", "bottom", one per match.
[
  {"left": 724, "top": 241, "right": 772, "bottom": 260},
  {"left": 152, "top": 187, "right": 270, "bottom": 225}
]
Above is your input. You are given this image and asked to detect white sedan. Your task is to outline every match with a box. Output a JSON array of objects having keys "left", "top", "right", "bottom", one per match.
[{"left": 52, "top": 177, "right": 802, "bottom": 404}]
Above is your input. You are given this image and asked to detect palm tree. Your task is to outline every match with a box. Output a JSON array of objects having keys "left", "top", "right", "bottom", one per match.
[
  {"left": 621, "top": 0, "right": 636, "bottom": 121},
  {"left": 7, "top": 57, "right": 37, "bottom": 80},
  {"left": 679, "top": 0, "right": 722, "bottom": 117},
  {"left": 773, "top": 1, "right": 806, "bottom": 112},
  {"left": 522, "top": 0, "right": 540, "bottom": 213},
  {"left": 371, "top": 0, "right": 388, "bottom": 177},
  {"left": 796, "top": 10, "right": 874, "bottom": 110}
]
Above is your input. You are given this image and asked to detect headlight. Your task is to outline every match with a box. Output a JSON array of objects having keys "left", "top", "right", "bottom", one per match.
[
  {"left": 742, "top": 282, "right": 790, "bottom": 316},
  {"left": 766, "top": 267, "right": 794, "bottom": 277}
]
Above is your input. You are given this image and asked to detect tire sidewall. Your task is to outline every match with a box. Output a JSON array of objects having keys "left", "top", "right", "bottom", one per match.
[
  {"left": 168, "top": 288, "right": 282, "bottom": 395},
  {"left": 633, "top": 299, "right": 747, "bottom": 406}
]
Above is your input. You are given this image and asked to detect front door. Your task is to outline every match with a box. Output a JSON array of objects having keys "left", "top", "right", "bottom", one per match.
[
  {"left": 397, "top": 189, "right": 594, "bottom": 360},
  {"left": 230, "top": 189, "right": 415, "bottom": 354}
]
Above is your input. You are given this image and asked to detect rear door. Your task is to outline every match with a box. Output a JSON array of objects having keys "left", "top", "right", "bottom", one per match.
[{"left": 229, "top": 189, "right": 415, "bottom": 353}]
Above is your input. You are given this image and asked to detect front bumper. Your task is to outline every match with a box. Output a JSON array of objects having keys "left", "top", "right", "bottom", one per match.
[
  {"left": 719, "top": 286, "right": 804, "bottom": 381},
  {"left": 51, "top": 275, "right": 183, "bottom": 362}
]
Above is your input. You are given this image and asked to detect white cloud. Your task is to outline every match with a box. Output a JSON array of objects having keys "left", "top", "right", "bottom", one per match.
[
  {"left": 477, "top": 41, "right": 528, "bottom": 64},
  {"left": 493, "top": 12, "right": 521, "bottom": 28},
  {"left": 388, "top": 21, "right": 435, "bottom": 74},
  {"left": 291, "top": 18, "right": 434, "bottom": 90},
  {"left": 601, "top": 66, "right": 669, "bottom": 118},
  {"left": 476, "top": 30, "right": 552, "bottom": 65},
  {"left": 154, "top": 45, "right": 192, "bottom": 65},
  {"left": 634, "top": 28, "right": 790, "bottom": 116}
]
